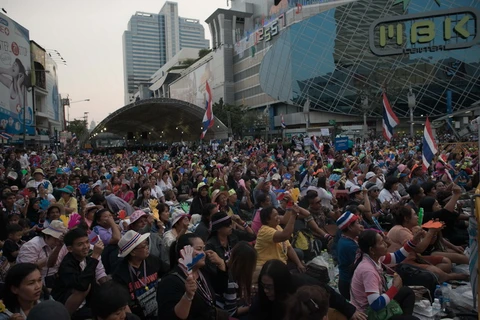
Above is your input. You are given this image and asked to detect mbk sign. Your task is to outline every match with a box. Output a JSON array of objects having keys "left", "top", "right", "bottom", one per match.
[{"left": 369, "top": 7, "right": 480, "bottom": 56}]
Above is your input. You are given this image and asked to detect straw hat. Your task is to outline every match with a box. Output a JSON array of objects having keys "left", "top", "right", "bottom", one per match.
[
  {"left": 42, "top": 220, "right": 67, "bottom": 239},
  {"left": 117, "top": 230, "right": 150, "bottom": 258}
]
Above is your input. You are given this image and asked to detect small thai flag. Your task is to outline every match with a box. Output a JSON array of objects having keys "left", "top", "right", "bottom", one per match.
[
  {"left": 382, "top": 92, "right": 400, "bottom": 141},
  {"left": 0, "top": 132, "right": 13, "bottom": 140},
  {"left": 281, "top": 114, "right": 286, "bottom": 129},
  {"left": 71, "top": 133, "right": 77, "bottom": 141},
  {"left": 200, "top": 81, "right": 214, "bottom": 139},
  {"left": 422, "top": 117, "right": 438, "bottom": 170}
]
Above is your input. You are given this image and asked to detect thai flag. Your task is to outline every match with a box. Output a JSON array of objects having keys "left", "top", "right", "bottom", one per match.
[
  {"left": 312, "top": 136, "right": 322, "bottom": 154},
  {"left": 0, "top": 132, "right": 13, "bottom": 140},
  {"left": 422, "top": 117, "right": 438, "bottom": 170},
  {"left": 71, "top": 133, "right": 77, "bottom": 141},
  {"left": 382, "top": 92, "right": 400, "bottom": 141},
  {"left": 281, "top": 114, "right": 286, "bottom": 129},
  {"left": 200, "top": 81, "right": 214, "bottom": 139}
]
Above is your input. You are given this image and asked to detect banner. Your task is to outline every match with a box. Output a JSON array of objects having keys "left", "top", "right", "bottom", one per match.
[
  {"left": 45, "top": 55, "right": 60, "bottom": 121},
  {"left": 0, "top": 13, "right": 34, "bottom": 135}
]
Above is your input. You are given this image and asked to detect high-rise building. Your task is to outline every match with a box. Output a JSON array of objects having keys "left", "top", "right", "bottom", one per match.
[{"left": 123, "top": 2, "right": 209, "bottom": 104}]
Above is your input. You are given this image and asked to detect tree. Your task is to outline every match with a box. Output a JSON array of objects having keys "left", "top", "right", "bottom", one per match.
[
  {"left": 67, "top": 119, "right": 88, "bottom": 138},
  {"left": 198, "top": 49, "right": 212, "bottom": 59},
  {"left": 212, "top": 98, "right": 249, "bottom": 136}
]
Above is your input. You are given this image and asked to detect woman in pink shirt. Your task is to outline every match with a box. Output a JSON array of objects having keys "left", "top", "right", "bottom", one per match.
[{"left": 350, "top": 230, "right": 423, "bottom": 319}]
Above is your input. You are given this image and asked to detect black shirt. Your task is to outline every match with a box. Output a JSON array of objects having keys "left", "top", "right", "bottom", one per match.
[
  {"left": 156, "top": 265, "right": 228, "bottom": 320},
  {"left": 2, "top": 239, "right": 19, "bottom": 262}
]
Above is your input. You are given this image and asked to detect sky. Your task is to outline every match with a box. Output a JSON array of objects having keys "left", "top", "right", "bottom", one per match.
[{"left": 3, "top": 0, "right": 228, "bottom": 126}]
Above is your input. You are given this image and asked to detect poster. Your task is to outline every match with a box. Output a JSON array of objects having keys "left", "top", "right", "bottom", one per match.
[
  {"left": 0, "top": 13, "right": 34, "bottom": 135},
  {"left": 45, "top": 55, "right": 60, "bottom": 121},
  {"left": 335, "top": 137, "right": 349, "bottom": 151}
]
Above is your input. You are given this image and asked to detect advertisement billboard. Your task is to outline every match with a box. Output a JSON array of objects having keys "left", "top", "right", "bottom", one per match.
[
  {"left": 0, "top": 13, "right": 34, "bottom": 135},
  {"left": 169, "top": 60, "right": 214, "bottom": 108},
  {"left": 45, "top": 55, "right": 60, "bottom": 122}
]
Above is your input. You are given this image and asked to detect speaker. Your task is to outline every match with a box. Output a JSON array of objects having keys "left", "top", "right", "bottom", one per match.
[{"left": 127, "top": 132, "right": 134, "bottom": 140}]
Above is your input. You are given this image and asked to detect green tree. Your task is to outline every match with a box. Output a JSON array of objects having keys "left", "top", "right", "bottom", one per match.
[
  {"left": 67, "top": 119, "right": 88, "bottom": 138},
  {"left": 212, "top": 98, "right": 248, "bottom": 136},
  {"left": 198, "top": 49, "right": 212, "bottom": 59}
]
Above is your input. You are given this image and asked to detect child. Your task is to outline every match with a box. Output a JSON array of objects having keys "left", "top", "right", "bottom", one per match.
[
  {"left": 2, "top": 224, "right": 24, "bottom": 263},
  {"left": 7, "top": 214, "right": 21, "bottom": 225}
]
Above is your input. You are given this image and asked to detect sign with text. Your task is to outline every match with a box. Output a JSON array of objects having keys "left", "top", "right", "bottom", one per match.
[
  {"left": 369, "top": 7, "right": 480, "bottom": 56},
  {"left": 335, "top": 137, "right": 349, "bottom": 151}
]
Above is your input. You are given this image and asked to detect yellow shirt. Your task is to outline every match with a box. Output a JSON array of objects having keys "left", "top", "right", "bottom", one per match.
[
  {"left": 255, "top": 225, "right": 290, "bottom": 267},
  {"left": 58, "top": 197, "right": 78, "bottom": 213}
]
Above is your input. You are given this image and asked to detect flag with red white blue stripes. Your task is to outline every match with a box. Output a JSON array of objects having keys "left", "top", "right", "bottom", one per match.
[
  {"left": 0, "top": 132, "right": 13, "bottom": 140},
  {"left": 281, "top": 114, "right": 286, "bottom": 129},
  {"left": 200, "top": 82, "right": 214, "bottom": 139},
  {"left": 382, "top": 92, "right": 400, "bottom": 141},
  {"left": 422, "top": 117, "right": 438, "bottom": 170}
]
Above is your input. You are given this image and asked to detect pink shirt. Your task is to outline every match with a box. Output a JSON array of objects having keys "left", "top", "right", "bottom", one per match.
[
  {"left": 17, "top": 236, "right": 57, "bottom": 278},
  {"left": 350, "top": 256, "right": 384, "bottom": 312},
  {"left": 252, "top": 209, "right": 262, "bottom": 234}
]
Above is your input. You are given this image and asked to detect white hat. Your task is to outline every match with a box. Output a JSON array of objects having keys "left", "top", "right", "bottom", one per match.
[
  {"left": 271, "top": 173, "right": 281, "bottom": 181},
  {"left": 85, "top": 202, "right": 98, "bottom": 212},
  {"left": 171, "top": 211, "right": 190, "bottom": 227},
  {"left": 348, "top": 185, "right": 362, "bottom": 194},
  {"left": 30, "top": 152, "right": 37, "bottom": 156},
  {"left": 365, "top": 172, "right": 376, "bottom": 180},
  {"left": 117, "top": 230, "right": 150, "bottom": 258},
  {"left": 92, "top": 180, "right": 102, "bottom": 189},
  {"left": 42, "top": 220, "right": 67, "bottom": 239}
]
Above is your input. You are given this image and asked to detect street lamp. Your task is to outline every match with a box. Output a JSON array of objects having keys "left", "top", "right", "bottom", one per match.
[{"left": 63, "top": 97, "right": 90, "bottom": 128}]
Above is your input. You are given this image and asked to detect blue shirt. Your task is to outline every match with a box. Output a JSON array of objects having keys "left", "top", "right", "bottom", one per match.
[{"left": 337, "top": 236, "right": 358, "bottom": 282}]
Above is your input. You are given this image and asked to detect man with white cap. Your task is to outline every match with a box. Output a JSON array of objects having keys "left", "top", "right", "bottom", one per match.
[
  {"left": 336, "top": 211, "right": 364, "bottom": 300},
  {"left": 17, "top": 220, "right": 67, "bottom": 288}
]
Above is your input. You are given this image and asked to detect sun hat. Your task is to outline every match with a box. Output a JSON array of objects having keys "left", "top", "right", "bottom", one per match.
[
  {"left": 365, "top": 172, "right": 376, "bottom": 180},
  {"left": 117, "top": 230, "right": 150, "bottom": 258},
  {"left": 58, "top": 185, "right": 75, "bottom": 195},
  {"left": 129, "top": 210, "right": 147, "bottom": 225},
  {"left": 336, "top": 211, "right": 359, "bottom": 230},
  {"left": 211, "top": 189, "right": 229, "bottom": 203},
  {"left": 397, "top": 164, "right": 407, "bottom": 173},
  {"left": 42, "top": 220, "right": 67, "bottom": 239},
  {"left": 27, "top": 300, "right": 70, "bottom": 320},
  {"left": 171, "top": 212, "right": 190, "bottom": 227},
  {"left": 10, "top": 185, "right": 19, "bottom": 191},
  {"left": 348, "top": 185, "right": 362, "bottom": 194},
  {"left": 228, "top": 189, "right": 236, "bottom": 196},
  {"left": 92, "top": 180, "right": 102, "bottom": 189},
  {"left": 33, "top": 168, "right": 45, "bottom": 176},
  {"left": 271, "top": 173, "right": 281, "bottom": 181},
  {"left": 85, "top": 202, "right": 99, "bottom": 213},
  {"left": 7, "top": 171, "right": 18, "bottom": 180},
  {"left": 30, "top": 152, "right": 37, "bottom": 156},
  {"left": 197, "top": 182, "right": 207, "bottom": 190}
]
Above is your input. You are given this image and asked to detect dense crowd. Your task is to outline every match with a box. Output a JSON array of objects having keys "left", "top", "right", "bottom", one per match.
[{"left": 0, "top": 136, "right": 476, "bottom": 320}]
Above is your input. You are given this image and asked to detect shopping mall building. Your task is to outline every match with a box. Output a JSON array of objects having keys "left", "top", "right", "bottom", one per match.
[{"left": 149, "top": 0, "right": 480, "bottom": 139}]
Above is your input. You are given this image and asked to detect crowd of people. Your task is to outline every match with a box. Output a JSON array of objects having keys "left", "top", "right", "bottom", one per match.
[{"left": 0, "top": 135, "right": 476, "bottom": 320}]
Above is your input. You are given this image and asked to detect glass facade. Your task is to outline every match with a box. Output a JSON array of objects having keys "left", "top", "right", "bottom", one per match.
[{"left": 259, "top": 0, "right": 480, "bottom": 117}]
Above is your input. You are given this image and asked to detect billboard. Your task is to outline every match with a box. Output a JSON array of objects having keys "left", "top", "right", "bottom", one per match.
[
  {"left": 169, "top": 60, "right": 214, "bottom": 108},
  {"left": 45, "top": 55, "right": 60, "bottom": 122},
  {"left": 0, "top": 13, "right": 34, "bottom": 135}
]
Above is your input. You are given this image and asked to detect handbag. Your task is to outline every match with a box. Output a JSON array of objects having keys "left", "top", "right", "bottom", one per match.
[{"left": 366, "top": 299, "right": 403, "bottom": 320}]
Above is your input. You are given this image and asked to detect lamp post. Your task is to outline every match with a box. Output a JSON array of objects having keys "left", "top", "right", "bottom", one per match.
[{"left": 63, "top": 97, "right": 90, "bottom": 129}]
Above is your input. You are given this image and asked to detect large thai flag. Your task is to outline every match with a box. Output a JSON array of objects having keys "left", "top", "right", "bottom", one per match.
[
  {"left": 312, "top": 135, "right": 322, "bottom": 154},
  {"left": 200, "top": 82, "right": 214, "bottom": 139},
  {"left": 422, "top": 117, "right": 438, "bottom": 170},
  {"left": 382, "top": 92, "right": 400, "bottom": 141},
  {"left": 0, "top": 132, "right": 13, "bottom": 140},
  {"left": 281, "top": 114, "right": 286, "bottom": 129}
]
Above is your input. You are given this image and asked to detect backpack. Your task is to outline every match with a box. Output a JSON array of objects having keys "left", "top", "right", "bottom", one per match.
[
  {"left": 395, "top": 263, "right": 439, "bottom": 301},
  {"left": 291, "top": 229, "right": 320, "bottom": 262}
]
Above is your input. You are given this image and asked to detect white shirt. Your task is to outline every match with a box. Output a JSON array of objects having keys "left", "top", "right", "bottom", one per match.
[
  {"left": 378, "top": 189, "right": 402, "bottom": 204},
  {"left": 150, "top": 185, "right": 164, "bottom": 199}
]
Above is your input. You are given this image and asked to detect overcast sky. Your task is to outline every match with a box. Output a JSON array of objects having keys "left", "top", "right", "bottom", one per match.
[{"left": 3, "top": 0, "right": 228, "bottom": 126}]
